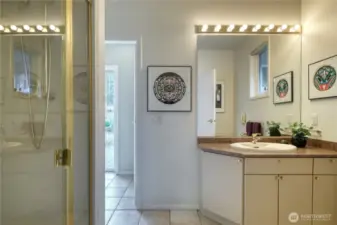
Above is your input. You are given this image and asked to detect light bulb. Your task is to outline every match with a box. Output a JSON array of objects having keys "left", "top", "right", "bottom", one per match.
[
  {"left": 23, "top": 25, "right": 30, "bottom": 30},
  {"left": 264, "top": 27, "right": 270, "bottom": 32},
  {"left": 54, "top": 27, "right": 60, "bottom": 32},
  {"left": 201, "top": 24, "right": 208, "bottom": 32},
  {"left": 29, "top": 28, "right": 36, "bottom": 32},
  {"left": 49, "top": 25, "right": 56, "bottom": 30},
  {"left": 36, "top": 25, "right": 43, "bottom": 30},
  {"left": 268, "top": 24, "right": 275, "bottom": 29},
  {"left": 294, "top": 24, "right": 300, "bottom": 30},
  {"left": 240, "top": 24, "right": 248, "bottom": 32},
  {"left": 281, "top": 24, "right": 288, "bottom": 30},
  {"left": 10, "top": 25, "right": 17, "bottom": 31},
  {"left": 277, "top": 27, "right": 283, "bottom": 32},
  {"left": 214, "top": 25, "right": 221, "bottom": 32},
  {"left": 4, "top": 28, "right": 10, "bottom": 33},
  {"left": 0, "top": 25, "right": 4, "bottom": 31},
  {"left": 17, "top": 28, "right": 23, "bottom": 33},
  {"left": 290, "top": 28, "right": 295, "bottom": 32},
  {"left": 227, "top": 24, "right": 235, "bottom": 32},
  {"left": 255, "top": 24, "right": 261, "bottom": 30},
  {"left": 42, "top": 28, "right": 48, "bottom": 33}
]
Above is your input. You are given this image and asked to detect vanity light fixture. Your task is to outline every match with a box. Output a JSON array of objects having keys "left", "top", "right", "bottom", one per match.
[
  {"left": 195, "top": 24, "right": 301, "bottom": 34},
  {"left": 214, "top": 25, "right": 221, "bottom": 32},
  {"left": 0, "top": 25, "right": 64, "bottom": 34},
  {"left": 201, "top": 24, "right": 208, "bottom": 32}
]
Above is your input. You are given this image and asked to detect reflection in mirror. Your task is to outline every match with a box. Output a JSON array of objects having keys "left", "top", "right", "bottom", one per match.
[
  {"left": 11, "top": 36, "right": 49, "bottom": 98},
  {"left": 197, "top": 34, "right": 302, "bottom": 137}
]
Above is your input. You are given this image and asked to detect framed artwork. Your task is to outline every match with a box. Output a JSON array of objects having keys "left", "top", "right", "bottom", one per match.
[
  {"left": 215, "top": 81, "right": 225, "bottom": 112},
  {"left": 273, "top": 71, "right": 293, "bottom": 104},
  {"left": 308, "top": 55, "right": 337, "bottom": 100},
  {"left": 147, "top": 66, "right": 192, "bottom": 112}
]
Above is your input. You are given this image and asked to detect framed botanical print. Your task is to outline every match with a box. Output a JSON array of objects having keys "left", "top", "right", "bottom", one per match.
[
  {"left": 273, "top": 71, "right": 293, "bottom": 104},
  {"left": 215, "top": 81, "right": 225, "bottom": 112},
  {"left": 308, "top": 55, "right": 337, "bottom": 100},
  {"left": 147, "top": 66, "right": 192, "bottom": 112}
]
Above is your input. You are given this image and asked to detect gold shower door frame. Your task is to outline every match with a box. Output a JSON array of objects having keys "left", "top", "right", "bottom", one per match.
[{"left": 63, "top": 0, "right": 93, "bottom": 225}]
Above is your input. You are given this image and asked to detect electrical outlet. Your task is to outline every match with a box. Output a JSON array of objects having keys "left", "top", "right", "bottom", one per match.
[{"left": 311, "top": 113, "right": 318, "bottom": 126}]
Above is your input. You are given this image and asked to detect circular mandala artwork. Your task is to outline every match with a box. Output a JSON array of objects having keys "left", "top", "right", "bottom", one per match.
[
  {"left": 276, "top": 79, "right": 289, "bottom": 98},
  {"left": 313, "top": 65, "right": 336, "bottom": 91},
  {"left": 153, "top": 72, "right": 186, "bottom": 104}
]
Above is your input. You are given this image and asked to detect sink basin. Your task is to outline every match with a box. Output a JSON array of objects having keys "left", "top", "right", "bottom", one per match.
[
  {"left": 230, "top": 142, "right": 297, "bottom": 153},
  {"left": 3, "top": 141, "right": 22, "bottom": 148}
]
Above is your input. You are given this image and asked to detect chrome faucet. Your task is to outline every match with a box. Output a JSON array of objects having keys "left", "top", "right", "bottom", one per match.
[{"left": 252, "top": 133, "right": 261, "bottom": 144}]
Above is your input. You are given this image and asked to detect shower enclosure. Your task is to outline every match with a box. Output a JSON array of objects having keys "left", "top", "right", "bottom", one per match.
[{"left": 0, "top": 1, "right": 91, "bottom": 225}]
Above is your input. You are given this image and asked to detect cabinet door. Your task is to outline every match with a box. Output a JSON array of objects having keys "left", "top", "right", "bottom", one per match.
[
  {"left": 313, "top": 175, "right": 337, "bottom": 225},
  {"left": 244, "top": 175, "right": 278, "bottom": 225},
  {"left": 201, "top": 152, "right": 243, "bottom": 224},
  {"left": 279, "top": 175, "right": 312, "bottom": 225}
]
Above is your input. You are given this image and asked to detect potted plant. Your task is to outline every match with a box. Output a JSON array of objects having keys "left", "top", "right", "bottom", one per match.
[
  {"left": 266, "top": 121, "right": 282, "bottom": 136},
  {"left": 289, "top": 122, "right": 313, "bottom": 148}
]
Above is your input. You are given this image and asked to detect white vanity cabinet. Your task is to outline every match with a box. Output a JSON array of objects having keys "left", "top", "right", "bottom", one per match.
[
  {"left": 201, "top": 152, "right": 243, "bottom": 224},
  {"left": 312, "top": 159, "right": 337, "bottom": 225},
  {"left": 201, "top": 152, "right": 337, "bottom": 225}
]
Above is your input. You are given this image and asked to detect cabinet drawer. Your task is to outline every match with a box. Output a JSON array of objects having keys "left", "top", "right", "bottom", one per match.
[
  {"left": 314, "top": 158, "right": 337, "bottom": 175},
  {"left": 245, "top": 158, "right": 313, "bottom": 174}
]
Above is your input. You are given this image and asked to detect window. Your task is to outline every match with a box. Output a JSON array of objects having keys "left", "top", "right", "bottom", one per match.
[{"left": 250, "top": 42, "right": 269, "bottom": 98}]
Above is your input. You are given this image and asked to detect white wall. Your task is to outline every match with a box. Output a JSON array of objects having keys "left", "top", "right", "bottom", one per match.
[
  {"left": 197, "top": 50, "right": 235, "bottom": 136},
  {"left": 105, "top": 0, "right": 301, "bottom": 209},
  {"left": 105, "top": 43, "right": 135, "bottom": 174},
  {"left": 301, "top": 0, "right": 337, "bottom": 142},
  {"left": 234, "top": 35, "right": 302, "bottom": 135}
]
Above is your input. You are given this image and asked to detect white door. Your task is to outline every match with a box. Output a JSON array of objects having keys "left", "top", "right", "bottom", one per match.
[{"left": 197, "top": 68, "right": 216, "bottom": 136}]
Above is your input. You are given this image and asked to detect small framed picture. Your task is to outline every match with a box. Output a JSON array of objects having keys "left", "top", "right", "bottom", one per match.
[
  {"left": 147, "top": 66, "right": 192, "bottom": 112},
  {"left": 273, "top": 71, "right": 293, "bottom": 104},
  {"left": 308, "top": 55, "right": 337, "bottom": 100},
  {"left": 215, "top": 81, "right": 225, "bottom": 112}
]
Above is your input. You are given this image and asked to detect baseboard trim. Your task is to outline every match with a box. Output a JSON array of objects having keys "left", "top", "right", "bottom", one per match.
[{"left": 200, "top": 209, "right": 240, "bottom": 225}]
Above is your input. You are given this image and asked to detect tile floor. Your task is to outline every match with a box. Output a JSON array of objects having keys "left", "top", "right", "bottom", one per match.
[{"left": 105, "top": 173, "right": 220, "bottom": 225}]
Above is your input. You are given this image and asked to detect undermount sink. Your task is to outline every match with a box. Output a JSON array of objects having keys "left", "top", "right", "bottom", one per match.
[
  {"left": 2, "top": 141, "right": 22, "bottom": 148},
  {"left": 230, "top": 142, "right": 297, "bottom": 153}
]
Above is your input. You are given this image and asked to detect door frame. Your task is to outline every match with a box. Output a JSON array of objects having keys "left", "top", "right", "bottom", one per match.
[{"left": 105, "top": 65, "right": 119, "bottom": 173}]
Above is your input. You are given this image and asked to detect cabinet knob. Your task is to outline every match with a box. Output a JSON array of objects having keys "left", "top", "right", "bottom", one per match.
[
  {"left": 237, "top": 159, "right": 242, "bottom": 163},
  {"left": 279, "top": 176, "right": 283, "bottom": 180},
  {"left": 330, "top": 159, "right": 336, "bottom": 163},
  {"left": 278, "top": 159, "right": 281, "bottom": 163},
  {"left": 315, "top": 176, "right": 319, "bottom": 180}
]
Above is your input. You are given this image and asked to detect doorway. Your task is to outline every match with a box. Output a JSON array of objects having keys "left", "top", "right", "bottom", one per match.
[{"left": 104, "top": 41, "right": 136, "bottom": 224}]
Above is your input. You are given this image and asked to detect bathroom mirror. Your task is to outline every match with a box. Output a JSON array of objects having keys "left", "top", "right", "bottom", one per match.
[
  {"left": 8, "top": 36, "right": 50, "bottom": 98},
  {"left": 197, "top": 34, "right": 302, "bottom": 137}
]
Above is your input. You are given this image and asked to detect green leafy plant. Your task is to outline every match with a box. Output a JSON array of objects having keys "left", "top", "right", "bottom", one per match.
[
  {"left": 289, "top": 122, "right": 313, "bottom": 138},
  {"left": 266, "top": 121, "right": 283, "bottom": 136},
  {"left": 288, "top": 122, "right": 313, "bottom": 148}
]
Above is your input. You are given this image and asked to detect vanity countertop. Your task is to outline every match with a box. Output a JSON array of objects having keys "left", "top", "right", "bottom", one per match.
[{"left": 199, "top": 143, "right": 337, "bottom": 158}]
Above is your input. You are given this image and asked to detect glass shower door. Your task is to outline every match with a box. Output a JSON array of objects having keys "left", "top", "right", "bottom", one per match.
[{"left": 0, "top": 1, "right": 91, "bottom": 225}]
